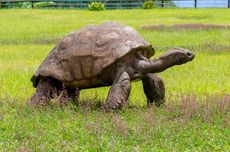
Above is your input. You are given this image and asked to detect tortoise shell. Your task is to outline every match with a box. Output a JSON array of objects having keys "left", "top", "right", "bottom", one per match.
[{"left": 32, "top": 22, "right": 154, "bottom": 87}]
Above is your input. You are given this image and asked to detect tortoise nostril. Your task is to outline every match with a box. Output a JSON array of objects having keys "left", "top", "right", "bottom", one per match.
[
  {"left": 185, "top": 51, "right": 195, "bottom": 60},
  {"left": 186, "top": 52, "right": 193, "bottom": 57}
]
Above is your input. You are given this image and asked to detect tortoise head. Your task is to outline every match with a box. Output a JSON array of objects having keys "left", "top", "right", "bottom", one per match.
[
  {"left": 137, "top": 47, "right": 195, "bottom": 74},
  {"left": 162, "top": 47, "right": 195, "bottom": 65}
]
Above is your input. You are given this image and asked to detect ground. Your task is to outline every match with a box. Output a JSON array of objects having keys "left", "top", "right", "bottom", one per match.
[{"left": 0, "top": 9, "right": 229, "bottom": 151}]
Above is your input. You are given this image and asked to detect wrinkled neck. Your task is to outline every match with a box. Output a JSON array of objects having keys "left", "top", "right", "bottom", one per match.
[{"left": 137, "top": 54, "right": 176, "bottom": 74}]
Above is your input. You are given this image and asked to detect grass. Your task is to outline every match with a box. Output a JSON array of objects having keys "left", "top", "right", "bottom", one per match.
[{"left": 0, "top": 9, "right": 230, "bottom": 151}]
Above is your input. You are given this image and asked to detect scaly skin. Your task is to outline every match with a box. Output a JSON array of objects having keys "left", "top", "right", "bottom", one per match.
[
  {"left": 142, "top": 74, "right": 165, "bottom": 107},
  {"left": 101, "top": 71, "right": 131, "bottom": 112}
]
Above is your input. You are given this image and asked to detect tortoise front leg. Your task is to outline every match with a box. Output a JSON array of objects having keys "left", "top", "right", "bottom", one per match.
[
  {"left": 27, "top": 77, "right": 51, "bottom": 106},
  {"left": 142, "top": 74, "right": 165, "bottom": 107},
  {"left": 101, "top": 71, "right": 131, "bottom": 112}
]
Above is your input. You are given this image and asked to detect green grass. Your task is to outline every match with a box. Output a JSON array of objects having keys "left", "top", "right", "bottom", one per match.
[{"left": 0, "top": 9, "right": 230, "bottom": 151}]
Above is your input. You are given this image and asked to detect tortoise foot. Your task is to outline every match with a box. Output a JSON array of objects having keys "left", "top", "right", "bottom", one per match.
[
  {"left": 101, "top": 99, "right": 128, "bottom": 112},
  {"left": 27, "top": 93, "right": 50, "bottom": 107}
]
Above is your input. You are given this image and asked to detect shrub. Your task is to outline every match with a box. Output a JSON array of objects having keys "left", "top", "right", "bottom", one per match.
[
  {"left": 5, "top": 2, "right": 32, "bottom": 8},
  {"left": 5, "top": 2, "right": 19, "bottom": 8},
  {"left": 154, "top": 0, "right": 177, "bottom": 8},
  {"left": 21, "top": 2, "right": 32, "bottom": 8},
  {"left": 34, "top": 2, "right": 56, "bottom": 8},
  {"left": 142, "top": 1, "right": 155, "bottom": 9},
  {"left": 88, "top": 2, "right": 105, "bottom": 11}
]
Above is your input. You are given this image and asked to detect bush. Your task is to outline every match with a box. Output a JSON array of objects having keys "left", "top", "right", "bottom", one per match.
[
  {"left": 34, "top": 2, "right": 56, "bottom": 8},
  {"left": 5, "top": 2, "right": 32, "bottom": 8},
  {"left": 21, "top": 2, "right": 32, "bottom": 8},
  {"left": 142, "top": 1, "right": 155, "bottom": 9},
  {"left": 88, "top": 2, "right": 105, "bottom": 11}
]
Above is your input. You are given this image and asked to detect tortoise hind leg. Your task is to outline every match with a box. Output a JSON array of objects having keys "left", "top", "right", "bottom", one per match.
[
  {"left": 142, "top": 74, "right": 165, "bottom": 107},
  {"left": 27, "top": 77, "right": 51, "bottom": 106},
  {"left": 101, "top": 71, "right": 131, "bottom": 112},
  {"left": 50, "top": 78, "right": 63, "bottom": 99},
  {"left": 66, "top": 88, "right": 80, "bottom": 104},
  {"left": 49, "top": 78, "right": 80, "bottom": 104}
]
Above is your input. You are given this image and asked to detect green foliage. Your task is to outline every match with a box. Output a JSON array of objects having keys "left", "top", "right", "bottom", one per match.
[
  {"left": 34, "top": 1, "right": 56, "bottom": 8},
  {"left": 21, "top": 2, "right": 32, "bottom": 8},
  {"left": 142, "top": 1, "right": 155, "bottom": 9},
  {"left": 88, "top": 2, "right": 105, "bottom": 11},
  {"left": 5, "top": 2, "right": 32, "bottom": 8}
]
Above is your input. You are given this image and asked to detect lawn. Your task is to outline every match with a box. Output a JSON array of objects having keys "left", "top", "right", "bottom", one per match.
[{"left": 0, "top": 9, "right": 229, "bottom": 151}]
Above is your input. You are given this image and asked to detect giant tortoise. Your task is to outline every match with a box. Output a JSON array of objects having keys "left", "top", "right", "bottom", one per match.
[{"left": 28, "top": 22, "right": 195, "bottom": 111}]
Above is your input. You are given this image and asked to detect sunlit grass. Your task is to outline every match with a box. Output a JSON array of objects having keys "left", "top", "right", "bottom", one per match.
[{"left": 0, "top": 9, "right": 229, "bottom": 151}]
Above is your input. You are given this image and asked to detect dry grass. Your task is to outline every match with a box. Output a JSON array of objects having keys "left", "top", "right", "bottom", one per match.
[
  {"left": 142, "top": 24, "right": 230, "bottom": 31},
  {"left": 165, "top": 94, "right": 230, "bottom": 123}
]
